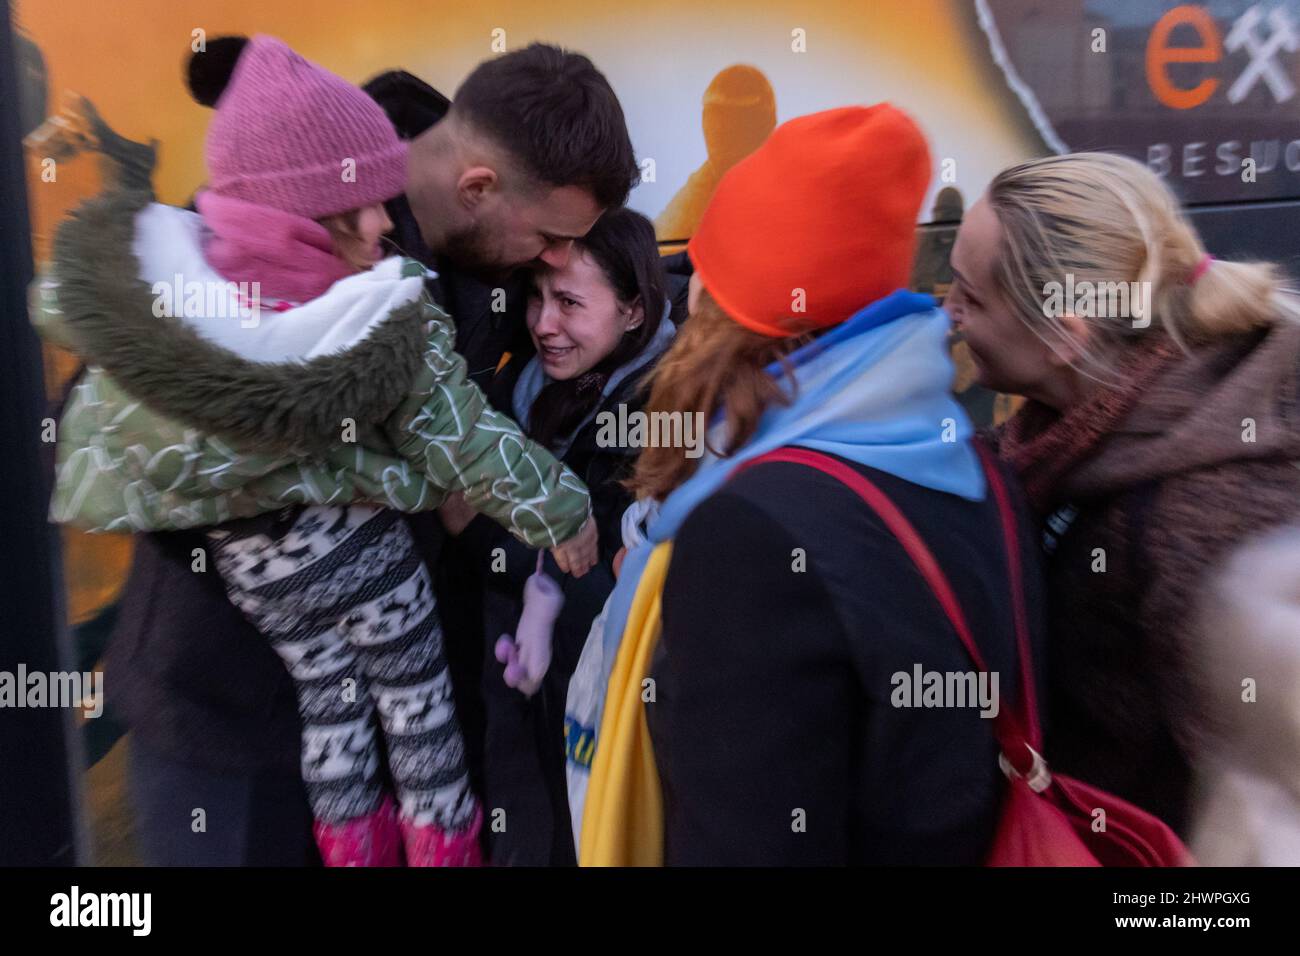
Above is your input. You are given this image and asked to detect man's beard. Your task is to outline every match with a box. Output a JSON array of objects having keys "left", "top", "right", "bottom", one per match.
[{"left": 439, "top": 218, "right": 521, "bottom": 285}]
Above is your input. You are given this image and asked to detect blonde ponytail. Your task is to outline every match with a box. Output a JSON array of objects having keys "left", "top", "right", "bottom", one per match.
[{"left": 1184, "top": 257, "right": 1298, "bottom": 339}]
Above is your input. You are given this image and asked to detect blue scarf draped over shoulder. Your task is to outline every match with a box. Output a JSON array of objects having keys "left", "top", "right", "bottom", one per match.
[{"left": 598, "top": 289, "right": 986, "bottom": 678}]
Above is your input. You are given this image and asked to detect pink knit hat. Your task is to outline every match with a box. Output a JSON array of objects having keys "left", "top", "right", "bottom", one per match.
[{"left": 204, "top": 35, "right": 407, "bottom": 219}]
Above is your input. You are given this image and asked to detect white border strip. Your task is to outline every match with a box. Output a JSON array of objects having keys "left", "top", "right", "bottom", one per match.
[{"left": 974, "top": 0, "right": 1070, "bottom": 154}]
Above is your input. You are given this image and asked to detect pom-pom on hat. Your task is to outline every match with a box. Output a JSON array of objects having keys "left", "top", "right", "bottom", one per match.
[
  {"left": 687, "top": 104, "right": 932, "bottom": 338},
  {"left": 201, "top": 35, "right": 407, "bottom": 220},
  {"left": 186, "top": 35, "right": 249, "bottom": 107}
]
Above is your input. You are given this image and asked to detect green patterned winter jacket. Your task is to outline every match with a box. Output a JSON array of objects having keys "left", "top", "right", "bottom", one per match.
[{"left": 35, "top": 190, "right": 590, "bottom": 546}]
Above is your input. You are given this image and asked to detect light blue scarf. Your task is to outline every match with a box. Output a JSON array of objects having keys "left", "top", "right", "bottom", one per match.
[{"left": 598, "top": 288, "right": 985, "bottom": 678}]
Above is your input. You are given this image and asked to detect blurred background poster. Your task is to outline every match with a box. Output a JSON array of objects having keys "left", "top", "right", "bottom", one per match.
[
  {"left": 15, "top": 0, "right": 1042, "bottom": 250},
  {"left": 15, "top": 0, "right": 1300, "bottom": 863}
]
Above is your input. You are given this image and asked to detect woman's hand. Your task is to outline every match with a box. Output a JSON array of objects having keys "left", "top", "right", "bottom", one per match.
[
  {"left": 437, "top": 491, "right": 477, "bottom": 536},
  {"left": 550, "top": 515, "right": 598, "bottom": 578}
]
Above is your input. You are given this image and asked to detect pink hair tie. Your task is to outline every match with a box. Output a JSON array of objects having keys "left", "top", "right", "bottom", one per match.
[{"left": 1190, "top": 253, "right": 1215, "bottom": 285}]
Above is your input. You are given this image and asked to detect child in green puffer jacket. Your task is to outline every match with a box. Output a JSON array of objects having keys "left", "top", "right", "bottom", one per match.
[{"left": 37, "top": 36, "right": 595, "bottom": 867}]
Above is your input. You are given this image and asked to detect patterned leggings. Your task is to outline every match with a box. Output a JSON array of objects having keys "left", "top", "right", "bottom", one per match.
[{"left": 206, "top": 505, "right": 478, "bottom": 833}]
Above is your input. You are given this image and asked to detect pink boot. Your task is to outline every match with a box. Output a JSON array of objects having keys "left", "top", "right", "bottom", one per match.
[
  {"left": 401, "top": 805, "right": 484, "bottom": 867},
  {"left": 313, "top": 796, "right": 405, "bottom": 867}
]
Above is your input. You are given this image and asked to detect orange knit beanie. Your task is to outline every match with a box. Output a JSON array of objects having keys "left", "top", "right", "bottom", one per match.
[{"left": 687, "top": 104, "right": 931, "bottom": 337}]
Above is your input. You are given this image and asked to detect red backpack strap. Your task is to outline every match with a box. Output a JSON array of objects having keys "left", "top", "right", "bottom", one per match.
[
  {"left": 730, "top": 445, "right": 1043, "bottom": 780},
  {"left": 971, "top": 440, "right": 1042, "bottom": 750}
]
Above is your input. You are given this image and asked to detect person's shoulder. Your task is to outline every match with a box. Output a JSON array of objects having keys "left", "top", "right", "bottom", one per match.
[
  {"left": 666, "top": 483, "right": 837, "bottom": 645},
  {"left": 673, "top": 457, "right": 901, "bottom": 588},
  {"left": 602, "top": 360, "right": 659, "bottom": 416},
  {"left": 714, "top": 454, "right": 884, "bottom": 542},
  {"left": 676, "top": 478, "right": 789, "bottom": 553},
  {"left": 703, "top": 453, "right": 996, "bottom": 596},
  {"left": 667, "top": 464, "right": 910, "bottom": 667}
]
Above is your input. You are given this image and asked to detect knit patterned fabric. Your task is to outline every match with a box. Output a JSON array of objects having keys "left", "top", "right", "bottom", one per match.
[
  {"left": 207, "top": 505, "right": 481, "bottom": 842},
  {"left": 206, "top": 35, "right": 407, "bottom": 219}
]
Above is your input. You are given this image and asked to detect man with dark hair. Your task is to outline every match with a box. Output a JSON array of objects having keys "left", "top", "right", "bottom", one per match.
[
  {"left": 113, "top": 41, "right": 635, "bottom": 867},
  {"left": 404, "top": 43, "right": 639, "bottom": 280},
  {"left": 448, "top": 43, "right": 637, "bottom": 210}
]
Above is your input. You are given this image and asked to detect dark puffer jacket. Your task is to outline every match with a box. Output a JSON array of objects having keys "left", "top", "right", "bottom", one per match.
[
  {"left": 996, "top": 321, "right": 1300, "bottom": 836},
  {"left": 646, "top": 453, "right": 1046, "bottom": 865}
]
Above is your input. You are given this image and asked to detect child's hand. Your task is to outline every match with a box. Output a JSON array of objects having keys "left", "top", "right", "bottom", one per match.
[
  {"left": 437, "top": 491, "right": 476, "bottom": 536},
  {"left": 550, "top": 516, "right": 597, "bottom": 578}
]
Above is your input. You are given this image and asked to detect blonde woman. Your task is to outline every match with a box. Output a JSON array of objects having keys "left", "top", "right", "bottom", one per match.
[{"left": 947, "top": 151, "right": 1300, "bottom": 836}]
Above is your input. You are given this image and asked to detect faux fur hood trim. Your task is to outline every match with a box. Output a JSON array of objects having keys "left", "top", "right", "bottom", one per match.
[
  {"left": 1196, "top": 524, "right": 1300, "bottom": 783},
  {"left": 51, "top": 189, "right": 427, "bottom": 454}
]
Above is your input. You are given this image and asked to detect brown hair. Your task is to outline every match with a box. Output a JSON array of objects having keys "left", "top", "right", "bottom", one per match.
[
  {"left": 450, "top": 43, "right": 638, "bottom": 208},
  {"left": 527, "top": 207, "right": 667, "bottom": 450},
  {"left": 319, "top": 209, "right": 370, "bottom": 271},
  {"left": 629, "top": 289, "right": 801, "bottom": 501}
]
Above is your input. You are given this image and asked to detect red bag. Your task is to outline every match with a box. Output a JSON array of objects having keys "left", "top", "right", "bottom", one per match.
[{"left": 737, "top": 444, "right": 1193, "bottom": 866}]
